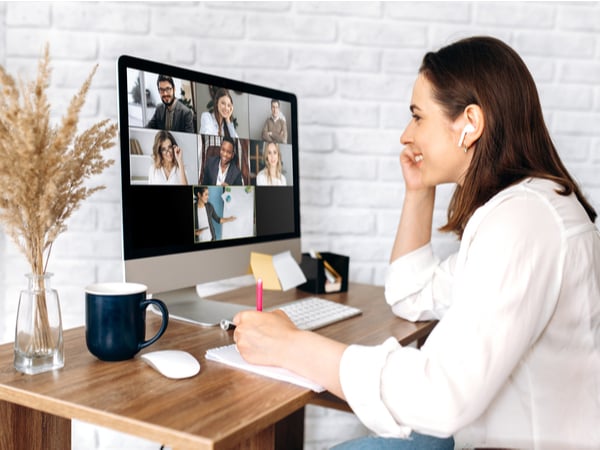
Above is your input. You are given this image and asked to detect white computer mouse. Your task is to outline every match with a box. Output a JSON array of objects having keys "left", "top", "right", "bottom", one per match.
[{"left": 140, "top": 350, "right": 201, "bottom": 379}]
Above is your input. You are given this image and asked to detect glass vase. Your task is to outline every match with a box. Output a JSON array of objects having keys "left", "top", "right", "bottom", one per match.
[{"left": 14, "top": 273, "right": 64, "bottom": 374}]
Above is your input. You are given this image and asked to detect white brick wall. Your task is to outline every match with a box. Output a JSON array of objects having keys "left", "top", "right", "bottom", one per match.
[{"left": 1, "top": 2, "right": 599, "bottom": 449}]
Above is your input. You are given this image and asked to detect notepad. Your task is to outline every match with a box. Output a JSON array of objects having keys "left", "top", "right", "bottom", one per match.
[{"left": 205, "top": 344, "right": 325, "bottom": 392}]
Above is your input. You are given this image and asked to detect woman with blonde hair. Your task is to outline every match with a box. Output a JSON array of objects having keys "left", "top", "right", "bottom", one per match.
[
  {"left": 148, "top": 130, "right": 188, "bottom": 185},
  {"left": 256, "top": 142, "right": 286, "bottom": 186}
]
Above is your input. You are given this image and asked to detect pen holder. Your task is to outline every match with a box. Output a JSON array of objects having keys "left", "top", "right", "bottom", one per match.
[{"left": 297, "top": 252, "right": 349, "bottom": 294}]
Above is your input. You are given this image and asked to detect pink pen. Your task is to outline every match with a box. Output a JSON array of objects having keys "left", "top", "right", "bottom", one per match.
[{"left": 256, "top": 278, "right": 263, "bottom": 311}]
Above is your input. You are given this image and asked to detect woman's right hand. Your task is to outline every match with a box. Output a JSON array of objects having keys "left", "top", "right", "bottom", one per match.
[
  {"left": 390, "top": 148, "right": 436, "bottom": 261},
  {"left": 224, "top": 106, "right": 234, "bottom": 122},
  {"left": 399, "top": 147, "right": 427, "bottom": 192},
  {"left": 233, "top": 310, "right": 298, "bottom": 367},
  {"left": 173, "top": 145, "right": 183, "bottom": 163}
]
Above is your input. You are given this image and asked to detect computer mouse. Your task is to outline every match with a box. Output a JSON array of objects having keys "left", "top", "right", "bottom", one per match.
[{"left": 140, "top": 350, "right": 201, "bottom": 379}]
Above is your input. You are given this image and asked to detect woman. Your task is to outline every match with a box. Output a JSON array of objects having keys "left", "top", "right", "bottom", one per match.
[
  {"left": 201, "top": 137, "right": 243, "bottom": 186},
  {"left": 199, "top": 88, "right": 238, "bottom": 138},
  {"left": 194, "top": 186, "right": 236, "bottom": 242},
  {"left": 232, "top": 36, "right": 600, "bottom": 449},
  {"left": 148, "top": 130, "right": 188, "bottom": 185},
  {"left": 256, "top": 142, "right": 286, "bottom": 186}
]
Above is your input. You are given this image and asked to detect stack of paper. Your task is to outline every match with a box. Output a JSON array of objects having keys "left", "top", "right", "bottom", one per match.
[{"left": 205, "top": 344, "right": 325, "bottom": 392}]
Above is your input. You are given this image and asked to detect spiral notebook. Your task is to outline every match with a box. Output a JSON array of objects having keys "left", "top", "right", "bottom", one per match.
[{"left": 205, "top": 344, "right": 325, "bottom": 392}]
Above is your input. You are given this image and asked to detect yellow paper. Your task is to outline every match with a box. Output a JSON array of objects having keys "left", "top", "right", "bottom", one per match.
[{"left": 250, "top": 252, "right": 281, "bottom": 290}]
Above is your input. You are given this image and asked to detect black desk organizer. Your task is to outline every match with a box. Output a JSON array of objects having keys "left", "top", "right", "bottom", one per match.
[{"left": 297, "top": 252, "right": 349, "bottom": 294}]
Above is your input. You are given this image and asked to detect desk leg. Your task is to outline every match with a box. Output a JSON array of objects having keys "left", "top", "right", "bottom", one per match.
[
  {"left": 226, "top": 424, "right": 275, "bottom": 450},
  {"left": 0, "top": 399, "right": 71, "bottom": 450},
  {"left": 221, "top": 407, "right": 304, "bottom": 450},
  {"left": 275, "top": 407, "right": 304, "bottom": 450}
]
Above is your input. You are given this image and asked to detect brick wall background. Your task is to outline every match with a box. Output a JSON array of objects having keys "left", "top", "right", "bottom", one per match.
[{"left": 1, "top": 2, "right": 599, "bottom": 449}]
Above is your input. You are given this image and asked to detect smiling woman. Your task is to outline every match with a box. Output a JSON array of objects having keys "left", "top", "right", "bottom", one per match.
[
  {"left": 232, "top": 36, "right": 600, "bottom": 450},
  {"left": 148, "top": 130, "right": 189, "bottom": 185},
  {"left": 402, "top": 77, "right": 481, "bottom": 190},
  {"left": 256, "top": 142, "right": 287, "bottom": 186},
  {"left": 200, "top": 136, "right": 243, "bottom": 186},
  {"left": 199, "top": 88, "right": 238, "bottom": 138}
]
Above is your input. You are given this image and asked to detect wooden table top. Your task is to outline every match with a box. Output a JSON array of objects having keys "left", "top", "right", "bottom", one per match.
[{"left": 0, "top": 283, "right": 435, "bottom": 449}]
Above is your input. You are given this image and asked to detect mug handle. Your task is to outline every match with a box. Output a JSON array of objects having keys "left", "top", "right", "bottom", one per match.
[{"left": 138, "top": 299, "right": 169, "bottom": 350}]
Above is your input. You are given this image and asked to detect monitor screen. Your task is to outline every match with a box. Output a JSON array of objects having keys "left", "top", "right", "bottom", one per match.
[{"left": 116, "top": 55, "right": 301, "bottom": 324}]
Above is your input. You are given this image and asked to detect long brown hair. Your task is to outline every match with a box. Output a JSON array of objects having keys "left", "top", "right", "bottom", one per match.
[
  {"left": 420, "top": 36, "right": 596, "bottom": 238},
  {"left": 213, "top": 88, "right": 233, "bottom": 138}
]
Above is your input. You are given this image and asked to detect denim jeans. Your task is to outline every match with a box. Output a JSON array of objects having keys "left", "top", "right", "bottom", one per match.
[{"left": 330, "top": 432, "right": 455, "bottom": 450}]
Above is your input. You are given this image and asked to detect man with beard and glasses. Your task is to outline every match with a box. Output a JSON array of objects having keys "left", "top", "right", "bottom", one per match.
[{"left": 146, "top": 74, "right": 194, "bottom": 133}]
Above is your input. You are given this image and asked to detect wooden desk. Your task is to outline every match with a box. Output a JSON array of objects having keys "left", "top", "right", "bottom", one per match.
[{"left": 0, "top": 283, "right": 435, "bottom": 450}]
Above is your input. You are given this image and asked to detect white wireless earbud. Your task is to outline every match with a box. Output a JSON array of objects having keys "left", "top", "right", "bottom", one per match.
[{"left": 457, "top": 124, "right": 475, "bottom": 148}]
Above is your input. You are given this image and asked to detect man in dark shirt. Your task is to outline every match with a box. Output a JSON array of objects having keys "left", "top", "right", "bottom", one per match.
[
  {"left": 146, "top": 74, "right": 194, "bottom": 133},
  {"left": 202, "top": 137, "right": 243, "bottom": 186}
]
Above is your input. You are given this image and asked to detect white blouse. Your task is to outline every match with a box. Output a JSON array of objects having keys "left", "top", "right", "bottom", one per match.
[
  {"left": 256, "top": 170, "right": 286, "bottom": 186},
  {"left": 340, "top": 178, "right": 600, "bottom": 449},
  {"left": 196, "top": 206, "right": 212, "bottom": 242},
  {"left": 199, "top": 111, "right": 238, "bottom": 138},
  {"left": 148, "top": 165, "right": 184, "bottom": 185}
]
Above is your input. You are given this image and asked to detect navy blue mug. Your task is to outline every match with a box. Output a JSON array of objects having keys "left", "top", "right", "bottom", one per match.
[{"left": 85, "top": 282, "right": 169, "bottom": 361}]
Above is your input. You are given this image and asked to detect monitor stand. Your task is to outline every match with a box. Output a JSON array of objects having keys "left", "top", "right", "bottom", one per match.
[{"left": 150, "top": 285, "right": 252, "bottom": 327}]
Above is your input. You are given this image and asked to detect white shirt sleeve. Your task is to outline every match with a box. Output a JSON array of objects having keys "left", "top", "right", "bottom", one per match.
[
  {"left": 199, "top": 112, "right": 217, "bottom": 135},
  {"left": 385, "top": 244, "right": 455, "bottom": 321},
  {"left": 340, "top": 337, "right": 413, "bottom": 438},
  {"left": 200, "top": 111, "right": 238, "bottom": 138},
  {"left": 341, "top": 190, "right": 564, "bottom": 438},
  {"left": 256, "top": 171, "right": 267, "bottom": 186},
  {"left": 148, "top": 165, "right": 182, "bottom": 185}
]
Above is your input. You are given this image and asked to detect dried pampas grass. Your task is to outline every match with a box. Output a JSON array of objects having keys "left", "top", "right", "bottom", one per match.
[{"left": 0, "top": 44, "right": 117, "bottom": 276}]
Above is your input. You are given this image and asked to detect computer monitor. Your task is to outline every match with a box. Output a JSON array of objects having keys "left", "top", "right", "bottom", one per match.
[{"left": 116, "top": 55, "right": 301, "bottom": 325}]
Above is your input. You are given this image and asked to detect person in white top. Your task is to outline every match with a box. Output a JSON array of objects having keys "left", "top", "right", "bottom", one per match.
[
  {"left": 256, "top": 142, "right": 287, "bottom": 186},
  {"left": 147, "top": 130, "right": 188, "bottom": 185},
  {"left": 231, "top": 36, "right": 600, "bottom": 450},
  {"left": 193, "top": 186, "right": 236, "bottom": 242},
  {"left": 199, "top": 88, "right": 238, "bottom": 138}
]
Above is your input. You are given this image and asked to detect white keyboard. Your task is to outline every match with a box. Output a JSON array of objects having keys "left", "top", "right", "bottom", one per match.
[{"left": 272, "top": 297, "right": 362, "bottom": 331}]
